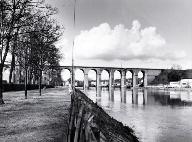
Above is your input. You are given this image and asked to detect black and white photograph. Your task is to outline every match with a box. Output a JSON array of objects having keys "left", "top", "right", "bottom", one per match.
[{"left": 0, "top": 0, "right": 192, "bottom": 142}]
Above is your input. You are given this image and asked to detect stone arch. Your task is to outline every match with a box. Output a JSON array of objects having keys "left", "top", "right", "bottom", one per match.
[
  {"left": 101, "top": 68, "right": 110, "bottom": 74},
  {"left": 101, "top": 69, "right": 110, "bottom": 89},
  {"left": 61, "top": 68, "right": 71, "bottom": 86},
  {"left": 88, "top": 69, "right": 97, "bottom": 88},
  {"left": 74, "top": 68, "right": 84, "bottom": 88},
  {"left": 62, "top": 67, "right": 72, "bottom": 73},
  {"left": 114, "top": 70, "right": 121, "bottom": 88},
  {"left": 126, "top": 70, "right": 133, "bottom": 88},
  {"left": 138, "top": 70, "right": 144, "bottom": 87}
]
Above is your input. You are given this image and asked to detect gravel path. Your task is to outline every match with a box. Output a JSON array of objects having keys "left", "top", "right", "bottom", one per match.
[{"left": 0, "top": 87, "right": 71, "bottom": 142}]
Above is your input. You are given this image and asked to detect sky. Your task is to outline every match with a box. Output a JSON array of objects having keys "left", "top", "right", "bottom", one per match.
[{"left": 45, "top": 0, "right": 192, "bottom": 80}]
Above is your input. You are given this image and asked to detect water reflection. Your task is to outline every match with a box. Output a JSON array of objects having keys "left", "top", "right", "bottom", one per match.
[
  {"left": 121, "top": 87, "right": 126, "bottom": 103},
  {"left": 86, "top": 87, "right": 192, "bottom": 107},
  {"left": 85, "top": 88, "right": 192, "bottom": 142},
  {"left": 148, "top": 90, "right": 192, "bottom": 106},
  {"left": 97, "top": 88, "right": 192, "bottom": 106}
]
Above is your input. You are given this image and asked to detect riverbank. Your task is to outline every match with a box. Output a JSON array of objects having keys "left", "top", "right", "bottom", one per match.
[
  {"left": 0, "top": 87, "right": 139, "bottom": 142},
  {"left": 147, "top": 86, "right": 192, "bottom": 91},
  {"left": 0, "top": 88, "right": 70, "bottom": 142},
  {"left": 68, "top": 89, "right": 139, "bottom": 142}
]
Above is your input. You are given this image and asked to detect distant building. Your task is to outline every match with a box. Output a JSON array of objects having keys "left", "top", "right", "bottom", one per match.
[
  {"left": 169, "top": 82, "right": 180, "bottom": 88},
  {"left": 169, "top": 79, "right": 192, "bottom": 88},
  {"left": 180, "top": 70, "right": 192, "bottom": 88},
  {"left": 180, "top": 79, "right": 192, "bottom": 88}
]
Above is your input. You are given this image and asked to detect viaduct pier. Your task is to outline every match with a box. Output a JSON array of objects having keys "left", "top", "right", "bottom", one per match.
[{"left": 60, "top": 66, "right": 162, "bottom": 95}]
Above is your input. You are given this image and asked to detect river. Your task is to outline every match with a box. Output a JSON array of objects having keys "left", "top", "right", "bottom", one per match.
[{"left": 83, "top": 87, "right": 192, "bottom": 142}]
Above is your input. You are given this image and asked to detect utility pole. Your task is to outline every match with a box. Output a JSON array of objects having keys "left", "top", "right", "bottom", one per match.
[{"left": 71, "top": 0, "right": 77, "bottom": 92}]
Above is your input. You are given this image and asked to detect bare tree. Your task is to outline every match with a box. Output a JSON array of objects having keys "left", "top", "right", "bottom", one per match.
[
  {"left": 0, "top": 0, "right": 28, "bottom": 104},
  {"left": 0, "top": 0, "right": 62, "bottom": 103},
  {"left": 16, "top": 8, "right": 62, "bottom": 96},
  {"left": 30, "top": 28, "right": 62, "bottom": 95}
]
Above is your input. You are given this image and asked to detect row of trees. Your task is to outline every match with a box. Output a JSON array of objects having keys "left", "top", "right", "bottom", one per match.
[
  {"left": 151, "top": 65, "right": 183, "bottom": 85},
  {"left": 0, "top": 0, "right": 63, "bottom": 104}
]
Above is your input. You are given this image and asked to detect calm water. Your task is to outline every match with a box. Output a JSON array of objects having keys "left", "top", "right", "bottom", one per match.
[{"left": 84, "top": 88, "right": 192, "bottom": 142}]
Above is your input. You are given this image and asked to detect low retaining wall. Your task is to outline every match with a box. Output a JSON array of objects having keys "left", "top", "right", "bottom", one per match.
[{"left": 67, "top": 89, "right": 139, "bottom": 142}]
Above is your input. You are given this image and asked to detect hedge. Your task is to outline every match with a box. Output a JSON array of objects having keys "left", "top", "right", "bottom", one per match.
[{"left": 2, "top": 84, "right": 54, "bottom": 92}]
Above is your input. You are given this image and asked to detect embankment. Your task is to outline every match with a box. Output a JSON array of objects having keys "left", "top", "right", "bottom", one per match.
[{"left": 68, "top": 89, "right": 139, "bottom": 142}]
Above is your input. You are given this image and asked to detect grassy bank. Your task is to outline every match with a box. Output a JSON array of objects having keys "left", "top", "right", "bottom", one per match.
[
  {"left": 0, "top": 88, "right": 70, "bottom": 142},
  {"left": 69, "top": 89, "right": 139, "bottom": 142}
]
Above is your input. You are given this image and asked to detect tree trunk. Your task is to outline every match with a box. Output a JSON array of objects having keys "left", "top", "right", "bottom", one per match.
[
  {"left": 8, "top": 28, "right": 18, "bottom": 84},
  {"left": 28, "top": 67, "right": 32, "bottom": 84},
  {"left": 39, "top": 70, "right": 42, "bottom": 96},
  {"left": 0, "top": 65, "right": 4, "bottom": 104},
  {"left": 24, "top": 68, "right": 27, "bottom": 99},
  {"left": 9, "top": 52, "right": 15, "bottom": 83},
  {"left": 19, "top": 66, "right": 22, "bottom": 83},
  {"left": 0, "top": 37, "right": 11, "bottom": 105}
]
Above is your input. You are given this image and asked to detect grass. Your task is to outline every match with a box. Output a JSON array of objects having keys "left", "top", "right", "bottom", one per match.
[{"left": 0, "top": 87, "right": 71, "bottom": 142}]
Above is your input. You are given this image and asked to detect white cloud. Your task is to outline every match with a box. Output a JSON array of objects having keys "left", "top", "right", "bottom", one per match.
[{"left": 74, "top": 20, "right": 185, "bottom": 61}]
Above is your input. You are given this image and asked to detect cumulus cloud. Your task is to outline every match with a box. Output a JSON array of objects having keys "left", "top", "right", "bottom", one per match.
[{"left": 74, "top": 20, "right": 185, "bottom": 60}]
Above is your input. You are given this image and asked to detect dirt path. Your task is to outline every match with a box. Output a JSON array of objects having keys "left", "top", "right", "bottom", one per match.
[{"left": 0, "top": 87, "right": 71, "bottom": 142}]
